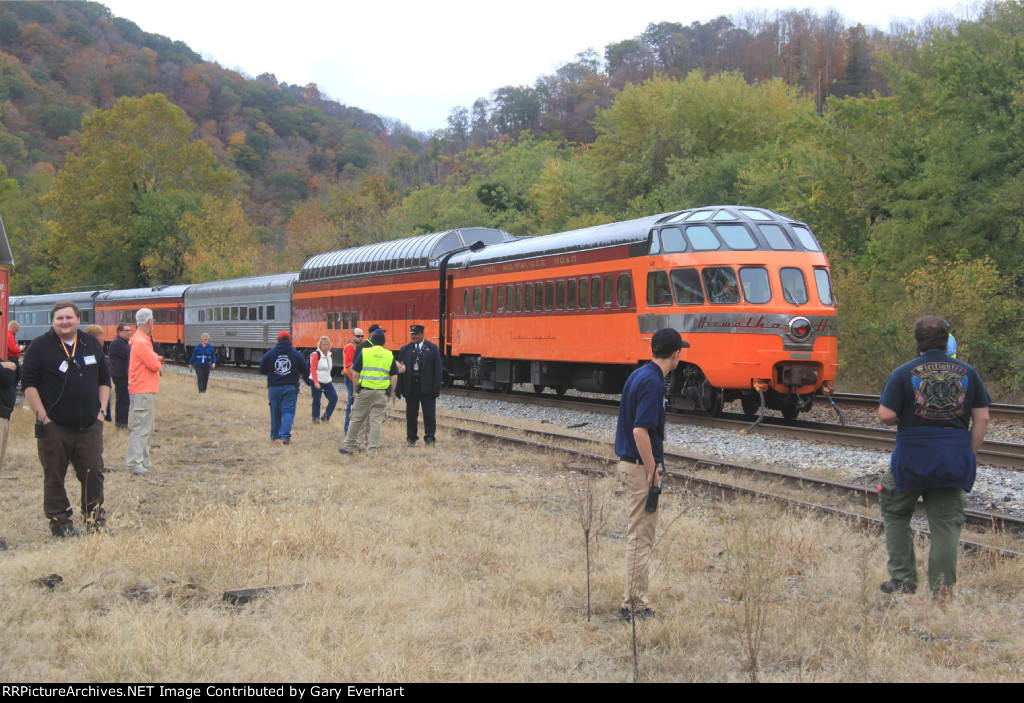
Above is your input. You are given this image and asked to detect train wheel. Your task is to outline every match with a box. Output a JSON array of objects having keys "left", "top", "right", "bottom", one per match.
[
  {"left": 699, "top": 383, "right": 724, "bottom": 417},
  {"left": 740, "top": 393, "right": 760, "bottom": 418},
  {"left": 555, "top": 385, "right": 567, "bottom": 397},
  {"left": 533, "top": 384, "right": 545, "bottom": 395},
  {"left": 781, "top": 397, "right": 800, "bottom": 420}
]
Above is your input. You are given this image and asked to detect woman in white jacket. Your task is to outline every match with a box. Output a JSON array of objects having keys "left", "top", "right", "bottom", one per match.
[{"left": 309, "top": 336, "right": 338, "bottom": 424}]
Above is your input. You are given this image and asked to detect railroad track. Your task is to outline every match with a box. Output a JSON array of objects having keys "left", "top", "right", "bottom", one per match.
[
  {"left": 832, "top": 392, "right": 1024, "bottom": 424},
  {"left": 410, "top": 410, "right": 1024, "bottom": 559},
  {"left": 442, "top": 386, "right": 1024, "bottom": 470}
]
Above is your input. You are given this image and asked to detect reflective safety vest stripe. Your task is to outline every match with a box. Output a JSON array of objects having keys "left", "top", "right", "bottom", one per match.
[{"left": 359, "top": 345, "right": 394, "bottom": 389}]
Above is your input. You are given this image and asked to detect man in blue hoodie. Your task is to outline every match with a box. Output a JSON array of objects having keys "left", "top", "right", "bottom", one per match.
[
  {"left": 258, "top": 331, "right": 309, "bottom": 445},
  {"left": 877, "top": 316, "right": 990, "bottom": 597}
]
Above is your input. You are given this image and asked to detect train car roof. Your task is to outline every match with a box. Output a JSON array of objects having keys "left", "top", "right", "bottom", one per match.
[
  {"left": 448, "top": 205, "right": 813, "bottom": 267},
  {"left": 9, "top": 290, "right": 104, "bottom": 306},
  {"left": 95, "top": 285, "right": 192, "bottom": 302},
  {"left": 298, "top": 227, "right": 516, "bottom": 282},
  {"left": 184, "top": 272, "right": 298, "bottom": 298}
]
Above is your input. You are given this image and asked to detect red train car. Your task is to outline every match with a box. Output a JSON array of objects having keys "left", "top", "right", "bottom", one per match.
[{"left": 94, "top": 286, "right": 189, "bottom": 359}]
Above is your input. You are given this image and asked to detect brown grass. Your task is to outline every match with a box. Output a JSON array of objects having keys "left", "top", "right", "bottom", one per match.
[{"left": 0, "top": 370, "right": 1023, "bottom": 681}]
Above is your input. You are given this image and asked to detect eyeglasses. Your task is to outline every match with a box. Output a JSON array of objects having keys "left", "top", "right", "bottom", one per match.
[{"left": 354, "top": 335, "right": 364, "bottom": 338}]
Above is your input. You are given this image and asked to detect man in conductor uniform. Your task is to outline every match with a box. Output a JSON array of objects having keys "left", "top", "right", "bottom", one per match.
[{"left": 396, "top": 324, "right": 442, "bottom": 447}]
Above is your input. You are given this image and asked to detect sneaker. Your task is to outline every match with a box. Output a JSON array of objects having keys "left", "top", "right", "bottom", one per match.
[
  {"left": 338, "top": 447, "right": 351, "bottom": 455},
  {"left": 52, "top": 524, "right": 83, "bottom": 539},
  {"left": 880, "top": 578, "right": 916, "bottom": 594},
  {"left": 281, "top": 439, "right": 291, "bottom": 445},
  {"left": 131, "top": 466, "right": 148, "bottom": 475},
  {"left": 407, "top": 439, "right": 417, "bottom": 447},
  {"left": 424, "top": 438, "right": 436, "bottom": 447}
]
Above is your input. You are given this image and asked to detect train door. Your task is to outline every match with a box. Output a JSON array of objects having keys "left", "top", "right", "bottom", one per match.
[{"left": 391, "top": 300, "right": 414, "bottom": 347}]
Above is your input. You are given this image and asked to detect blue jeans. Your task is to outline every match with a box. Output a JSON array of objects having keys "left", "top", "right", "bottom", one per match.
[
  {"left": 343, "top": 376, "right": 354, "bottom": 432},
  {"left": 268, "top": 384, "right": 298, "bottom": 441},
  {"left": 311, "top": 381, "right": 338, "bottom": 422}
]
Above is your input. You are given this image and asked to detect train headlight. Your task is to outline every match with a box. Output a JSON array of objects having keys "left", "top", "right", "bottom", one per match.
[{"left": 787, "top": 316, "right": 812, "bottom": 343}]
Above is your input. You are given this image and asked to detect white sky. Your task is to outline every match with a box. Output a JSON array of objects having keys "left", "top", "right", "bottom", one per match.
[{"left": 101, "top": 0, "right": 976, "bottom": 133}]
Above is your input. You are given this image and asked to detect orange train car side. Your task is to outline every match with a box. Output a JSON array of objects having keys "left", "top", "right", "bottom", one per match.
[{"left": 94, "top": 286, "right": 189, "bottom": 359}]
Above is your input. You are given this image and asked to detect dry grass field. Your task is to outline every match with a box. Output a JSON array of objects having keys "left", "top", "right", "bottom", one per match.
[{"left": 1, "top": 370, "right": 1023, "bottom": 682}]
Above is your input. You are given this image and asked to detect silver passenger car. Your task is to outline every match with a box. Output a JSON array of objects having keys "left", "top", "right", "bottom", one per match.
[
  {"left": 10, "top": 290, "right": 104, "bottom": 347},
  {"left": 184, "top": 273, "right": 298, "bottom": 366}
]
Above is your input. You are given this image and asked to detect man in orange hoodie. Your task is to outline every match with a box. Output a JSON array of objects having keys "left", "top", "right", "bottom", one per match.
[{"left": 126, "top": 308, "right": 164, "bottom": 475}]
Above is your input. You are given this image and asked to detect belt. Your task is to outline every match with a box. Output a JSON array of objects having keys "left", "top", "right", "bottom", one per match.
[
  {"left": 618, "top": 457, "right": 664, "bottom": 466},
  {"left": 359, "top": 386, "right": 387, "bottom": 391}
]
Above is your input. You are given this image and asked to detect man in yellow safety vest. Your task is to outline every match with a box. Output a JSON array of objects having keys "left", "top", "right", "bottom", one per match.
[{"left": 339, "top": 328, "right": 399, "bottom": 455}]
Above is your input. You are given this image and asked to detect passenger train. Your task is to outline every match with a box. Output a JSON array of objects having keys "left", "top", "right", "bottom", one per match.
[{"left": 10, "top": 205, "right": 838, "bottom": 418}]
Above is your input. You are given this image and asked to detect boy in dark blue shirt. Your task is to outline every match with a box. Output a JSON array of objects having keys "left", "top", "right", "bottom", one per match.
[{"left": 615, "top": 328, "right": 687, "bottom": 622}]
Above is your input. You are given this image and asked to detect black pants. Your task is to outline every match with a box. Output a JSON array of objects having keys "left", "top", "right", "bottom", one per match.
[
  {"left": 113, "top": 377, "right": 130, "bottom": 428},
  {"left": 38, "top": 420, "right": 105, "bottom": 530},
  {"left": 405, "top": 383, "right": 437, "bottom": 443},
  {"left": 195, "top": 365, "right": 211, "bottom": 393}
]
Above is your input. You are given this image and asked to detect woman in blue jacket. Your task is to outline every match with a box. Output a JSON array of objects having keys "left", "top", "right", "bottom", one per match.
[{"left": 188, "top": 333, "right": 217, "bottom": 393}]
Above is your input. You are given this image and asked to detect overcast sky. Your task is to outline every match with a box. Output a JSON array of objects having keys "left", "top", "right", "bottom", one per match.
[{"left": 101, "top": 0, "right": 977, "bottom": 133}]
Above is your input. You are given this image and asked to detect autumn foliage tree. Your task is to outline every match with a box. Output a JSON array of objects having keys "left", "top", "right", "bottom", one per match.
[{"left": 44, "top": 93, "right": 235, "bottom": 287}]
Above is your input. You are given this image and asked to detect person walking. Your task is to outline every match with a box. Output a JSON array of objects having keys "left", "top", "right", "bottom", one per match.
[
  {"left": 22, "top": 301, "right": 110, "bottom": 537},
  {"left": 339, "top": 328, "right": 398, "bottom": 455},
  {"left": 188, "top": 333, "right": 216, "bottom": 393},
  {"left": 396, "top": 324, "right": 442, "bottom": 447},
  {"left": 126, "top": 309, "right": 164, "bottom": 475},
  {"left": 310, "top": 335, "right": 338, "bottom": 424},
  {"left": 614, "top": 328, "right": 687, "bottom": 621},
  {"left": 877, "top": 316, "right": 990, "bottom": 597},
  {"left": 258, "top": 331, "right": 309, "bottom": 445},
  {"left": 341, "top": 328, "right": 363, "bottom": 433}
]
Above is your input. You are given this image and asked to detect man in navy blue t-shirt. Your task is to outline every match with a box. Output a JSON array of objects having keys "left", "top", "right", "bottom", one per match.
[
  {"left": 877, "top": 316, "right": 990, "bottom": 597},
  {"left": 615, "top": 328, "right": 687, "bottom": 622}
]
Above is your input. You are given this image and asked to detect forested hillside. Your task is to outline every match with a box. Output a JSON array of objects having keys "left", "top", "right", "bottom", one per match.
[{"left": 0, "top": 0, "right": 1021, "bottom": 395}]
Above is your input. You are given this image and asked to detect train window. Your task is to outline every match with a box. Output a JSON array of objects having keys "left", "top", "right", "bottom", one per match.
[
  {"left": 506, "top": 285, "right": 514, "bottom": 312},
  {"left": 661, "top": 226, "right": 687, "bottom": 253},
  {"left": 717, "top": 224, "right": 757, "bottom": 250},
  {"left": 230, "top": 307, "right": 238, "bottom": 321},
  {"left": 524, "top": 283, "right": 533, "bottom": 312},
  {"left": 240, "top": 307, "right": 248, "bottom": 321},
  {"left": 497, "top": 285, "right": 505, "bottom": 312},
  {"left": 814, "top": 268, "right": 834, "bottom": 305},
  {"left": 207, "top": 308, "right": 213, "bottom": 322},
  {"left": 791, "top": 226, "right": 821, "bottom": 252},
  {"left": 712, "top": 210, "right": 738, "bottom": 221},
  {"left": 671, "top": 269, "right": 704, "bottom": 305},
  {"left": 603, "top": 276, "right": 614, "bottom": 308},
  {"left": 684, "top": 210, "right": 712, "bottom": 221},
  {"left": 591, "top": 276, "right": 601, "bottom": 309},
  {"left": 82, "top": 310, "right": 92, "bottom": 323},
  {"left": 486, "top": 286, "right": 493, "bottom": 314},
  {"left": 566, "top": 279, "right": 576, "bottom": 311},
  {"left": 759, "top": 224, "right": 793, "bottom": 250},
  {"left": 741, "top": 208, "right": 773, "bottom": 221},
  {"left": 616, "top": 274, "right": 632, "bottom": 308},
  {"left": 351, "top": 311, "right": 358, "bottom": 328},
  {"left": 686, "top": 226, "right": 721, "bottom": 250},
  {"left": 533, "top": 282, "right": 543, "bottom": 312},
  {"left": 473, "top": 288, "right": 482, "bottom": 315},
  {"left": 555, "top": 281, "right": 564, "bottom": 311},
  {"left": 198, "top": 310, "right": 205, "bottom": 323},
  {"left": 258, "top": 307, "right": 264, "bottom": 321},
  {"left": 648, "top": 231, "right": 661, "bottom": 255},
  {"left": 327, "top": 314, "right": 334, "bottom": 330},
  {"left": 267, "top": 305, "right": 275, "bottom": 320},
  {"left": 544, "top": 282, "right": 554, "bottom": 311},
  {"left": 341, "top": 312, "right": 348, "bottom": 330},
  {"left": 221, "top": 307, "right": 229, "bottom": 321},
  {"left": 516, "top": 284, "right": 524, "bottom": 312},
  {"left": 739, "top": 267, "right": 772, "bottom": 304},
  {"left": 464, "top": 290, "right": 470, "bottom": 315},
  {"left": 647, "top": 271, "right": 672, "bottom": 306},
  {"left": 780, "top": 268, "right": 809, "bottom": 305},
  {"left": 579, "top": 278, "right": 588, "bottom": 309},
  {"left": 170, "top": 310, "right": 177, "bottom": 323},
  {"left": 703, "top": 267, "right": 740, "bottom": 304},
  {"left": 249, "top": 307, "right": 257, "bottom": 320}
]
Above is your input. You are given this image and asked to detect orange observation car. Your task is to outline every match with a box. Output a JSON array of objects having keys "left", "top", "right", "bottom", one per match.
[{"left": 294, "top": 205, "right": 838, "bottom": 419}]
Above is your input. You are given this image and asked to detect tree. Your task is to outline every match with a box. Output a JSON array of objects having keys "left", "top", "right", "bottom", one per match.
[
  {"left": 44, "top": 93, "right": 235, "bottom": 287},
  {"left": 182, "top": 196, "right": 257, "bottom": 282}
]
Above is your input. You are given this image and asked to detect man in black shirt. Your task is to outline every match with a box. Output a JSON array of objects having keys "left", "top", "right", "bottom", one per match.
[{"left": 22, "top": 301, "right": 111, "bottom": 538}]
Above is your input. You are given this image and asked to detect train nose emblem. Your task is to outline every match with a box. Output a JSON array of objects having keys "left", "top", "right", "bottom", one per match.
[{"left": 786, "top": 316, "right": 812, "bottom": 343}]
